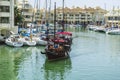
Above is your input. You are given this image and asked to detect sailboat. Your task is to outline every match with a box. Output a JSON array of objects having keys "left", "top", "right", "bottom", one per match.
[
  {"left": 41, "top": 2, "right": 71, "bottom": 61},
  {"left": 20, "top": 0, "right": 37, "bottom": 46},
  {"left": 31, "top": 0, "right": 47, "bottom": 46}
]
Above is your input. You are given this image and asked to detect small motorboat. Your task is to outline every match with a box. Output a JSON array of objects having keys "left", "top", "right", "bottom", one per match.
[
  {"left": 0, "top": 35, "right": 5, "bottom": 43},
  {"left": 21, "top": 37, "right": 36, "bottom": 46},
  {"left": 32, "top": 37, "right": 47, "bottom": 46},
  {"left": 5, "top": 35, "right": 23, "bottom": 47}
]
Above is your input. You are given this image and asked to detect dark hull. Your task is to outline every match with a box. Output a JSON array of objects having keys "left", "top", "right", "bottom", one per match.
[{"left": 46, "top": 51, "right": 69, "bottom": 61}]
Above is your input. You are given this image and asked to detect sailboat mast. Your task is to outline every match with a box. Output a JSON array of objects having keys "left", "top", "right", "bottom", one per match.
[
  {"left": 62, "top": 0, "right": 65, "bottom": 31},
  {"left": 48, "top": 0, "right": 51, "bottom": 24},
  {"left": 54, "top": 2, "right": 56, "bottom": 39},
  {"left": 45, "top": 0, "right": 48, "bottom": 25}
]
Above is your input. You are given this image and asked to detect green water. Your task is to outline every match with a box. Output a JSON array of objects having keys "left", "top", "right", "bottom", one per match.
[{"left": 0, "top": 30, "right": 120, "bottom": 80}]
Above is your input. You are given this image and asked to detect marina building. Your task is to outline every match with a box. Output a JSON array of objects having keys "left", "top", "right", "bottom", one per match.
[
  {"left": 55, "top": 6, "right": 106, "bottom": 25},
  {"left": 0, "top": 0, "right": 15, "bottom": 37},
  {"left": 105, "top": 9, "right": 120, "bottom": 27},
  {"left": 35, "top": 6, "right": 107, "bottom": 25}
]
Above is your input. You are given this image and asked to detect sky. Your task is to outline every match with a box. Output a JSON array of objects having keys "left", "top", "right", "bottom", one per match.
[{"left": 28, "top": 0, "right": 120, "bottom": 10}]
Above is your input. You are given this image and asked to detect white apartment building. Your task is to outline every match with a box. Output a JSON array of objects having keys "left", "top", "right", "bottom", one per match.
[
  {"left": 17, "top": 0, "right": 33, "bottom": 27},
  {"left": 55, "top": 7, "right": 106, "bottom": 25},
  {"left": 0, "top": 0, "right": 14, "bottom": 29},
  {"left": 0, "top": 0, "right": 15, "bottom": 38},
  {"left": 37, "top": 7, "right": 106, "bottom": 25},
  {"left": 105, "top": 9, "right": 120, "bottom": 27}
]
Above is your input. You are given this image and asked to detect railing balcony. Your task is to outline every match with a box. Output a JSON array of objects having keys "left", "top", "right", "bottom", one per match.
[
  {"left": 0, "top": 1, "right": 10, "bottom": 6},
  {"left": 0, "top": 12, "right": 10, "bottom": 17}
]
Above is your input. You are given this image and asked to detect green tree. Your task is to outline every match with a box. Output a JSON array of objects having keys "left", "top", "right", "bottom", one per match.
[{"left": 14, "top": 6, "right": 24, "bottom": 26}]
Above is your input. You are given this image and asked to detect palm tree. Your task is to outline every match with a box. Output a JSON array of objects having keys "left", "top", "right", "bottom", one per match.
[{"left": 14, "top": 6, "right": 24, "bottom": 26}]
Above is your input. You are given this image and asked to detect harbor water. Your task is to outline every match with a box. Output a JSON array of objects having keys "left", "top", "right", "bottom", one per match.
[{"left": 0, "top": 29, "right": 120, "bottom": 80}]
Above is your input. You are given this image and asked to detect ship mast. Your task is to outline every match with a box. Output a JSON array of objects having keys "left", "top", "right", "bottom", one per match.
[{"left": 54, "top": 2, "right": 56, "bottom": 39}]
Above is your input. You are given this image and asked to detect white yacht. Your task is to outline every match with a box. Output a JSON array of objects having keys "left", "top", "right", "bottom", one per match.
[
  {"left": 94, "top": 26, "right": 106, "bottom": 32},
  {"left": 0, "top": 35, "right": 5, "bottom": 42},
  {"left": 87, "top": 25, "right": 98, "bottom": 31},
  {"left": 106, "top": 28, "right": 120, "bottom": 35}
]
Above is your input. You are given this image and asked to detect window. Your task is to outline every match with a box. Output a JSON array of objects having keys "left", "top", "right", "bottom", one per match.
[
  {"left": 35, "top": 13, "right": 40, "bottom": 15},
  {"left": 0, "top": 6, "right": 10, "bottom": 12},
  {"left": 108, "top": 17, "right": 113, "bottom": 20},
  {"left": 25, "top": 15, "right": 31, "bottom": 18},
  {"left": 75, "top": 14, "right": 79, "bottom": 16},
  {"left": 0, "top": 17, "right": 9, "bottom": 23},
  {"left": 81, "top": 18, "right": 85, "bottom": 19},
  {"left": 118, "top": 17, "right": 120, "bottom": 20},
  {"left": 115, "top": 17, "right": 118, "bottom": 20}
]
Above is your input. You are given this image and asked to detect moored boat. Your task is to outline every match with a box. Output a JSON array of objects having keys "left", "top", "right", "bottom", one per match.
[
  {"left": 0, "top": 35, "right": 5, "bottom": 43},
  {"left": 106, "top": 28, "right": 120, "bottom": 35},
  {"left": 41, "top": 39, "right": 71, "bottom": 61},
  {"left": 5, "top": 35, "right": 23, "bottom": 47},
  {"left": 94, "top": 26, "right": 106, "bottom": 33},
  {"left": 21, "top": 37, "right": 36, "bottom": 46},
  {"left": 87, "top": 25, "right": 98, "bottom": 31},
  {"left": 32, "top": 37, "right": 47, "bottom": 46},
  {"left": 41, "top": 2, "right": 72, "bottom": 61}
]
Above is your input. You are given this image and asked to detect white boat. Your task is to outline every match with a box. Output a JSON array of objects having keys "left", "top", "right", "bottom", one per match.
[
  {"left": 32, "top": 37, "right": 47, "bottom": 46},
  {"left": 94, "top": 26, "right": 106, "bottom": 32},
  {"left": 106, "top": 28, "right": 120, "bottom": 35},
  {"left": 21, "top": 37, "right": 36, "bottom": 46},
  {"left": 87, "top": 25, "right": 98, "bottom": 31},
  {"left": 5, "top": 35, "right": 23, "bottom": 47},
  {"left": 0, "top": 35, "right": 5, "bottom": 42}
]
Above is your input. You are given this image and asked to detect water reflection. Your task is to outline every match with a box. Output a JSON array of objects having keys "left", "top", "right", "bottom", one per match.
[
  {"left": 14, "top": 46, "right": 72, "bottom": 80},
  {"left": 14, "top": 47, "right": 45, "bottom": 80},
  {"left": 0, "top": 45, "right": 45, "bottom": 80},
  {"left": 0, "top": 45, "right": 16, "bottom": 80},
  {"left": 0, "top": 30, "right": 120, "bottom": 80},
  {"left": 43, "top": 58, "right": 72, "bottom": 80}
]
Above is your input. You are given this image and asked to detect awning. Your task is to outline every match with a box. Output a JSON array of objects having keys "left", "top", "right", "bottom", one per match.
[{"left": 56, "top": 31, "right": 72, "bottom": 36}]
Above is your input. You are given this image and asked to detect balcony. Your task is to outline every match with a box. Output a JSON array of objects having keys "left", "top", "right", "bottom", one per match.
[
  {"left": 24, "top": 18, "right": 32, "bottom": 22},
  {"left": 0, "top": 12, "right": 10, "bottom": 17},
  {"left": 23, "top": 12, "right": 33, "bottom": 16},
  {"left": 0, "top": 1, "right": 10, "bottom": 6},
  {"left": 0, "top": 23, "right": 10, "bottom": 28}
]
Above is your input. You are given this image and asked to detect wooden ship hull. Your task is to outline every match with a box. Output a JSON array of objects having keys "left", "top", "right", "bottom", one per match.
[
  {"left": 41, "top": 44, "right": 71, "bottom": 61},
  {"left": 46, "top": 51, "right": 69, "bottom": 61}
]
